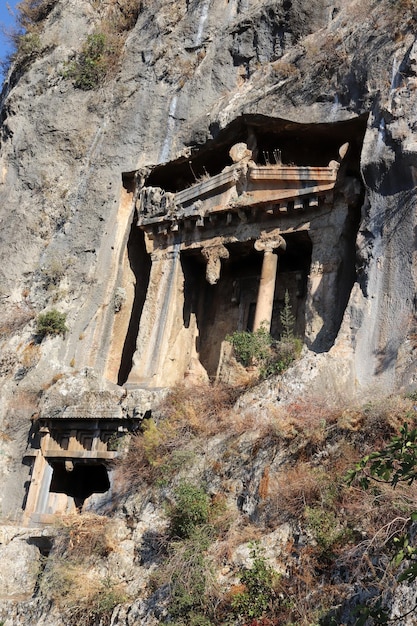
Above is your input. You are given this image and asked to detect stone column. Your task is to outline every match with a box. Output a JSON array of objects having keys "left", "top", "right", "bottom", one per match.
[
  {"left": 126, "top": 246, "right": 182, "bottom": 387},
  {"left": 23, "top": 452, "right": 53, "bottom": 524},
  {"left": 253, "top": 236, "right": 286, "bottom": 332}
]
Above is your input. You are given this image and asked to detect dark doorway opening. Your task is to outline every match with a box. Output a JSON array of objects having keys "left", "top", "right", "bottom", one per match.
[
  {"left": 182, "top": 242, "right": 262, "bottom": 378},
  {"left": 271, "top": 232, "right": 312, "bottom": 339},
  {"left": 49, "top": 461, "right": 110, "bottom": 510}
]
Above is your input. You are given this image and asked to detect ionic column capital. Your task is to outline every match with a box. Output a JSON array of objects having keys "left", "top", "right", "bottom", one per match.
[{"left": 254, "top": 235, "right": 286, "bottom": 254}]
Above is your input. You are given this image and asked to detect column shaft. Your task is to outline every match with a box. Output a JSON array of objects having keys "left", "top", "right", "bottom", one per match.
[{"left": 253, "top": 250, "right": 278, "bottom": 332}]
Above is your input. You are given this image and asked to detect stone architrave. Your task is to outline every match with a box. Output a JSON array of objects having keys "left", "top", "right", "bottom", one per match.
[
  {"left": 253, "top": 236, "right": 286, "bottom": 332},
  {"left": 201, "top": 244, "right": 230, "bottom": 285}
]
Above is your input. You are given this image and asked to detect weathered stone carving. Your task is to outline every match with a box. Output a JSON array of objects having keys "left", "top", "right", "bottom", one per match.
[
  {"left": 138, "top": 159, "right": 342, "bottom": 234},
  {"left": 122, "top": 139, "right": 360, "bottom": 389},
  {"left": 139, "top": 186, "right": 176, "bottom": 219},
  {"left": 229, "top": 142, "right": 253, "bottom": 163},
  {"left": 201, "top": 244, "right": 230, "bottom": 284},
  {"left": 23, "top": 416, "right": 137, "bottom": 524}
]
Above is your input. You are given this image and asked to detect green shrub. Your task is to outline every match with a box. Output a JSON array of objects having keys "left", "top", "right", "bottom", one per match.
[
  {"left": 159, "top": 524, "right": 217, "bottom": 626},
  {"left": 231, "top": 543, "right": 278, "bottom": 620},
  {"left": 226, "top": 291, "right": 301, "bottom": 377},
  {"left": 91, "top": 577, "right": 127, "bottom": 619},
  {"left": 226, "top": 325, "right": 301, "bottom": 379},
  {"left": 304, "top": 506, "right": 347, "bottom": 553},
  {"left": 64, "top": 32, "right": 123, "bottom": 91},
  {"left": 36, "top": 309, "right": 67, "bottom": 338},
  {"left": 65, "top": 33, "right": 112, "bottom": 90},
  {"left": 168, "top": 482, "right": 210, "bottom": 539},
  {"left": 226, "top": 325, "right": 273, "bottom": 368}
]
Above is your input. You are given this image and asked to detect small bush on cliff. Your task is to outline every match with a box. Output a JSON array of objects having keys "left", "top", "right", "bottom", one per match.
[
  {"left": 231, "top": 543, "right": 279, "bottom": 621},
  {"left": 226, "top": 326, "right": 301, "bottom": 378},
  {"left": 168, "top": 482, "right": 210, "bottom": 540},
  {"left": 226, "top": 325, "right": 272, "bottom": 368},
  {"left": 64, "top": 0, "right": 140, "bottom": 90},
  {"left": 36, "top": 309, "right": 67, "bottom": 338},
  {"left": 116, "top": 384, "right": 241, "bottom": 489},
  {"left": 164, "top": 528, "right": 217, "bottom": 626},
  {"left": 65, "top": 33, "right": 113, "bottom": 90},
  {"left": 153, "top": 484, "right": 228, "bottom": 626},
  {"left": 14, "top": 31, "right": 41, "bottom": 63}
]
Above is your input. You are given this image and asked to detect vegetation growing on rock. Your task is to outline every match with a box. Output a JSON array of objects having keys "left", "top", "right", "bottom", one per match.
[
  {"left": 36, "top": 309, "right": 67, "bottom": 337},
  {"left": 226, "top": 293, "right": 302, "bottom": 379},
  {"left": 39, "top": 514, "right": 128, "bottom": 626},
  {"left": 107, "top": 387, "right": 417, "bottom": 624},
  {"left": 65, "top": 33, "right": 115, "bottom": 90},
  {"left": 2, "top": 0, "right": 57, "bottom": 72}
]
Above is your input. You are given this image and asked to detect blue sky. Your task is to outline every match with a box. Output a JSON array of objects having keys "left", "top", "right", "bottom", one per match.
[{"left": 0, "top": 1, "right": 19, "bottom": 84}]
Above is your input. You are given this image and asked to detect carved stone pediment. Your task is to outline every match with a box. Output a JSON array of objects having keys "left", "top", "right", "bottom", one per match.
[{"left": 137, "top": 159, "right": 343, "bottom": 235}]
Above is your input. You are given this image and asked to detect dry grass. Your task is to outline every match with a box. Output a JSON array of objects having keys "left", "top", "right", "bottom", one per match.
[
  {"left": 53, "top": 513, "right": 116, "bottom": 559},
  {"left": 20, "top": 341, "right": 41, "bottom": 370},
  {"left": 41, "top": 372, "right": 65, "bottom": 391},
  {"left": 271, "top": 59, "right": 299, "bottom": 80},
  {"left": 354, "top": 395, "right": 417, "bottom": 449},
  {"left": 269, "top": 463, "right": 329, "bottom": 520},
  {"left": 104, "top": 0, "right": 140, "bottom": 32},
  {"left": 16, "top": 0, "right": 57, "bottom": 28},
  {"left": 209, "top": 519, "right": 262, "bottom": 565},
  {"left": 159, "top": 383, "right": 241, "bottom": 437},
  {"left": 116, "top": 389, "right": 417, "bottom": 625},
  {"left": 117, "top": 383, "right": 244, "bottom": 488},
  {"left": 41, "top": 561, "right": 127, "bottom": 626},
  {"left": 39, "top": 514, "right": 127, "bottom": 626},
  {"left": 341, "top": 478, "right": 417, "bottom": 540}
]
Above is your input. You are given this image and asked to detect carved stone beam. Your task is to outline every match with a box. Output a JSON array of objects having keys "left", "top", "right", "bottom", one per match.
[
  {"left": 253, "top": 236, "right": 286, "bottom": 332},
  {"left": 201, "top": 244, "right": 230, "bottom": 285}
]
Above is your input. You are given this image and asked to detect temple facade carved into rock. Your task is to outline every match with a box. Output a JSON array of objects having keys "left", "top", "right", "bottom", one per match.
[{"left": 121, "top": 133, "right": 362, "bottom": 388}]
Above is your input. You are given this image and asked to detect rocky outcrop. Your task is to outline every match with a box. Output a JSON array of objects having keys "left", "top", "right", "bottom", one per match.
[{"left": 1, "top": 0, "right": 417, "bottom": 622}]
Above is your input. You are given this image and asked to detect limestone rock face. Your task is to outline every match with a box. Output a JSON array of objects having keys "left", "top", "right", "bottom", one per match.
[
  {"left": 0, "top": 528, "right": 41, "bottom": 599},
  {"left": 0, "top": 0, "right": 417, "bottom": 621}
]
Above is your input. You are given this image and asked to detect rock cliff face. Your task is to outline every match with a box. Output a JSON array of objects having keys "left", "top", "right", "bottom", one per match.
[{"left": 1, "top": 0, "right": 417, "bottom": 623}]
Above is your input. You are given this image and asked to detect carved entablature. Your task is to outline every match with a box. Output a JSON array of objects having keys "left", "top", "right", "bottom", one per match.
[
  {"left": 36, "top": 419, "right": 131, "bottom": 461},
  {"left": 137, "top": 160, "right": 341, "bottom": 237}
]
